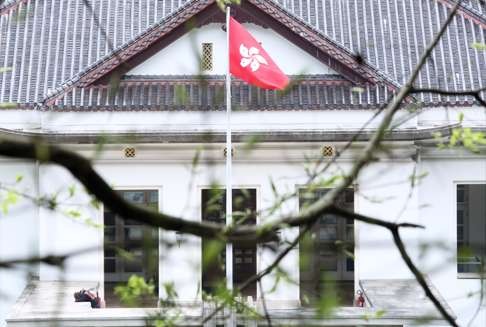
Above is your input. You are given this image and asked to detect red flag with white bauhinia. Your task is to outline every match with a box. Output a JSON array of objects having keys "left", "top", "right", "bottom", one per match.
[{"left": 229, "top": 17, "right": 289, "bottom": 90}]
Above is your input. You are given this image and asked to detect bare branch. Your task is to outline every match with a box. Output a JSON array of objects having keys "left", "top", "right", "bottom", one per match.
[
  {"left": 329, "top": 206, "right": 424, "bottom": 230},
  {"left": 0, "top": 135, "right": 276, "bottom": 243},
  {"left": 390, "top": 228, "right": 457, "bottom": 327},
  {"left": 258, "top": 279, "right": 272, "bottom": 327},
  {"left": 410, "top": 86, "right": 486, "bottom": 107},
  {"left": 254, "top": 0, "right": 462, "bottom": 245},
  {"left": 203, "top": 224, "right": 312, "bottom": 323}
]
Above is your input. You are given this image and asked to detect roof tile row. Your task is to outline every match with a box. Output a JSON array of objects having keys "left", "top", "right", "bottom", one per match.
[{"left": 0, "top": 0, "right": 484, "bottom": 110}]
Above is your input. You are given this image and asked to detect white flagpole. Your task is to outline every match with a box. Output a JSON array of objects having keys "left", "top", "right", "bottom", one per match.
[{"left": 225, "top": 6, "right": 233, "bottom": 295}]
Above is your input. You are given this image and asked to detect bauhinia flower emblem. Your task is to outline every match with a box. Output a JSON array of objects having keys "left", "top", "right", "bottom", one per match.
[{"left": 239, "top": 44, "right": 268, "bottom": 72}]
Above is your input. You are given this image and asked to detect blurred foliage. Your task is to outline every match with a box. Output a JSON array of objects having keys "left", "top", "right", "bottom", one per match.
[
  {"left": 64, "top": 208, "right": 103, "bottom": 228},
  {"left": 471, "top": 42, "right": 486, "bottom": 51},
  {"left": 216, "top": 0, "right": 241, "bottom": 11},
  {"left": 203, "top": 282, "right": 259, "bottom": 319},
  {"left": 160, "top": 282, "right": 179, "bottom": 306},
  {"left": 363, "top": 309, "right": 387, "bottom": 321},
  {"left": 409, "top": 171, "right": 428, "bottom": 186},
  {"left": 0, "top": 102, "right": 17, "bottom": 109},
  {"left": 114, "top": 275, "right": 156, "bottom": 307},
  {"left": 0, "top": 175, "right": 25, "bottom": 215},
  {"left": 316, "top": 274, "right": 338, "bottom": 318},
  {"left": 175, "top": 85, "right": 188, "bottom": 106},
  {"left": 13, "top": 5, "right": 31, "bottom": 23},
  {"left": 434, "top": 114, "right": 486, "bottom": 153},
  {"left": 0, "top": 189, "right": 19, "bottom": 215},
  {"left": 202, "top": 239, "right": 225, "bottom": 269}
]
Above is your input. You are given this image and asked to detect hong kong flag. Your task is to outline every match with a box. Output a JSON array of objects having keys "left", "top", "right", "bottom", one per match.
[{"left": 229, "top": 17, "right": 289, "bottom": 90}]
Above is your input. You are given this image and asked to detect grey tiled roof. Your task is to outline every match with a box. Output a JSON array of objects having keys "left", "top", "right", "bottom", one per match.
[
  {"left": 43, "top": 75, "right": 393, "bottom": 111},
  {"left": 0, "top": 0, "right": 485, "bottom": 110}
]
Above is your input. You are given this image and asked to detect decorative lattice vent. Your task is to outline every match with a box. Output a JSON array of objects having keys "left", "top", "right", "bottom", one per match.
[
  {"left": 201, "top": 43, "right": 213, "bottom": 71},
  {"left": 321, "top": 145, "right": 336, "bottom": 158},
  {"left": 124, "top": 147, "right": 136, "bottom": 158},
  {"left": 223, "top": 147, "right": 234, "bottom": 158}
]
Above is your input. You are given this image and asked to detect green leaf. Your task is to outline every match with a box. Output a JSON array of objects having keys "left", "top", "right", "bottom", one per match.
[
  {"left": 202, "top": 240, "right": 225, "bottom": 269},
  {"left": 458, "top": 112, "right": 464, "bottom": 123},
  {"left": 160, "top": 282, "right": 179, "bottom": 306},
  {"left": 66, "top": 209, "right": 81, "bottom": 219},
  {"left": 114, "top": 275, "right": 156, "bottom": 307},
  {"left": 0, "top": 102, "right": 17, "bottom": 109},
  {"left": 90, "top": 198, "right": 101, "bottom": 210},
  {"left": 375, "top": 309, "right": 386, "bottom": 318},
  {"left": 15, "top": 174, "right": 23, "bottom": 183},
  {"left": 1, "top": 190, "right": 19, "bottom": 215},
  {"left": 191, "top": 148, "right": 201, "bottom": 169},
  {"left": 68, "top": 185, "right": 76, "bottom": 198},
  {"left": 242, "top": 134, "right": 261, "bottom": 152},
  {"left": 174, "top": 85, "right": 188, "bottom": 105},
  {"left": 84, "top": 218, "right": 103, "bottom": 229},
  {"left": 471, "top": 42, "right": 486, "bottom": 51},
  {"left": 351, "top": 86, "right": 365, "bottom": 94},
  {"left": 317, "top": 275, "right": 338, "bottom": 318},
  {"left": 447, "top": 127, "right": 486, "bottom": 153}
]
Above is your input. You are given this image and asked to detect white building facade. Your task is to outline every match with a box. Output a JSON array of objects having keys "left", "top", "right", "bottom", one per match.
[{"left": 0, "top": 0, "right": 485, "bottom": 326}]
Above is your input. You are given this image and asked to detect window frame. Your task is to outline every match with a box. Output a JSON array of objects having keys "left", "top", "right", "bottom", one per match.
[
  {"left": 101, "top": 186, "right": 163, "bottom": 305},
  {"left": 455, "top": 181, "right": 486, "bottom": 279},
  {"left": 296, "top": 186, "right": 357, "bottom": 306},
  {"left": 198, "top": 184, "right": 261, "bottom": 299}
]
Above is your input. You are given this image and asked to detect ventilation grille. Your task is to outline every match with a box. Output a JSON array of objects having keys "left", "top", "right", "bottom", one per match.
[
  {"left": 201, "top": 43, "right": 213, "bottom": 71},
  {"left": 223, "top": 147, "right": 234, "bottom": 157},
  {"left": 321, "top": 145, "right": 336, "bottom": 157},
  {"left": 124, "top": 147, "right": 136, "bottom": 158}
]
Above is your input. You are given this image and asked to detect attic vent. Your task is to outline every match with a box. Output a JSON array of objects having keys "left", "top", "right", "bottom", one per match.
[
  {"left": 124, "top": 147, "right": 136, "bottom": 158},
  {"left": 321, "top": 145, "right": 336, "bottom": 158},
  {"left": 201, "top": 43, "right": 213, "bottom": 71}
]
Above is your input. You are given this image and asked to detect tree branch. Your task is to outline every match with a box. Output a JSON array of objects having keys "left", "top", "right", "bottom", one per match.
[
  {"left": 410, "top": 86, "right": 486, "bottom": 107},
  {"left": 254, "top": 0, "right": 462, "bottom": 246},
  {"left": 328, "top": 206, "right": 424, "bottom": 230},
  {"left": 203, "top": 224, "right": 312, "bottom": 323},
  {"left": 390, "top": 228, "right": 457, "bottom": 327},
  {"left": 0, "top": 135, "right": 276, "bottom": 243}
]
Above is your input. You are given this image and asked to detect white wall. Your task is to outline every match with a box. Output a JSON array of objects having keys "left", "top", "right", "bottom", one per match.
[
  {"left": 417, "top": 155, "right": 486, "bottom": 327},
  {"left": 38, "top": 165, "right": 102, "bottom": 282},
  {"left": 127, "top": 23, "right": 336, "bottom": 76},
  {"left": 0, "top": 161, "right": 38, "bottom": 327},
  {"left": 33, "top": 146, "right": 423, "bottom": 306},
  {"left": 356, "top": 160, "right": 422, "bottom": 279},
  {"left": 2, "top": 141, "right": 486, "bottom": 326}
]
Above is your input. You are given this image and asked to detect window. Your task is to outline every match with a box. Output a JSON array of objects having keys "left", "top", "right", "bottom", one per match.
[
  {"left": 201, "top": 43, "right": 213, "bottom": 71},
  {"left": 104, "top": 190, "right": 159, "bottom": 307},
  {"left": 457, "top": 184, "right": 486, "bottom": 275},
  {"left": 299, "top": 188, "right": 355, "bottom": 305},
  {"left": 201, "top": 188, "right": 257, "bottom": 298}
]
